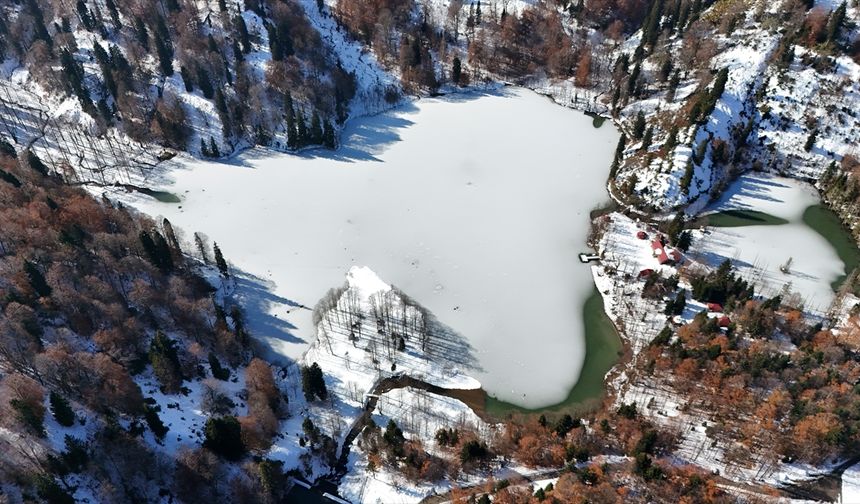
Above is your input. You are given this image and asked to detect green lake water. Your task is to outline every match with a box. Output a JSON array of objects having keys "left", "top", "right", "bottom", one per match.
[
  {"left": 485, "top": 287, "right": 623, "bottom": 419},
  {"left": 802, "top": 205, "right": 860, "bottom": 290},
  {"left": 706, "top": 205, "right": 859, "bottom": 291}
]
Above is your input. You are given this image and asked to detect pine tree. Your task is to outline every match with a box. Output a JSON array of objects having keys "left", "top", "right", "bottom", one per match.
[
  {"left": 77, "top": 0, "right": 94, "bottom": 31},
  {"left": 452, "top": 56, "right": 462, "bottom": 85},
  {"left": 827, "top": 2, "right": 847, "bottom": 45},
  {"left": 609, "top": 134, "right": 626, "bottom": 179},
  {"left": 27, "top": 151, "right": 49, "bottom": 176},
  {"left": 308, "top": 112, "right": 322, "bottom": 145},
  {"left": 213, "top": 242, "right": 229, "bottom": 276},
  {"left": 301, "top": 362, "right": 328, "bottom": 401},
  {"left": 296, "top": 111, "right": 308, "bottom": 147},
  {"left": 209, "top": 137, "right": 221, "bottom": 157},
  {"left": 24, "top": 261, "right": 52, "bottom": 297},
  {"left": 323, "top": 120, "right": 336, "bottom": 149},
  {"left": 665, "top": 126, "right": 679, "bottom": 152},
  {"left": 805, "top": 129, "right": 818, "bottom": 152},
  {"left": 154, "top": 16, "right": 174, "bottom": 76},
  {"left": 640, "top": 126, "right": 654, "bottom": 151},
  {"left": 203, "top": 416, "right": 245, "bottom": 460},
  {"left": 680, "top": 159, "right": 694, "bottom": 194},
  {"left": 180, "top": 66, "right": 194, "bottom": 92},
  {"left": 197, "top": 67, "right": 214, "bottom": 99},
  {"left": 152, "top": 230, "right": 174, "bottom": 272},
  {"left": 24, "top": 0, "right": 52, "bottom": 48},
  {"left": 632, "top": 111, "right": 646, "bottom": 139},
  {"left": 49, "top": 392, "right": 75, "bottom": 427},
  {"left": 144, "top": 404, "right": 168, "bottom": 439},
  {"left": 208, "top": 352, "right": 230, "bottom": 380},
  {"left": 235, "top": 16, "right": 251, "bottom": 53},
  {"left": 134, "top": 17, "right": 149, "bottom": 50},
  {"left": 200, "top": 138, "right": 211, "bottom": 157},
  {"left": 150, "top": 331, "right": 183, "bottom": 392}
]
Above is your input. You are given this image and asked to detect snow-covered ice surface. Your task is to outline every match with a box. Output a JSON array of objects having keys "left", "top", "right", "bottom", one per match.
[
  {"left": 116, "top": 88, "right": 620, "bottom": 408},
  {"left": 842, "top": 463, "right": 860, "bottom": 504},
  {"left": 691, "top": 173, "right": 845, "bottom": 313},
  {"left": 704, "top": 172, "right": 820, "bottom": 221}
]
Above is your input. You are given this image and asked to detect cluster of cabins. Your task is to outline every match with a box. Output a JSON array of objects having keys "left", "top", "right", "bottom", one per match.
[{"left": 635, "top": 228, "right": 732, "bottom": 328}]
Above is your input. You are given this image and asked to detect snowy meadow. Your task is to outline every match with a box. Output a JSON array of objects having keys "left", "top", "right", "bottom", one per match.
[{"left": 119, "top": 88, "right": 620, "bottom": 408}]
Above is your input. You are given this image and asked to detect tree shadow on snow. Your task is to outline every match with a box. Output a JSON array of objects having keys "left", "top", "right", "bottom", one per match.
[
  {"left": 229, "top": 267, "right": 307, "bottom": 350},
  {"left": 422, "top": 313, "right": 483, "bottom": 374}
]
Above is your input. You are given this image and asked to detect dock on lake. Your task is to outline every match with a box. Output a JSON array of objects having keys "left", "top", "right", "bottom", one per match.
[{"left": 579, "top": 252, "right": 600, "bottom": 263}]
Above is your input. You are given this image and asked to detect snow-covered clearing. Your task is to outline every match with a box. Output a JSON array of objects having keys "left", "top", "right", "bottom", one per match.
[
  {"left": 114, "top": 87, "right": 620, "bottom": 408},
  {"left": 691, "top": 173, "right": 845, "bottom": 313},
  {"left": 339, "top": 385, "right": 494, "bottom": 503}
]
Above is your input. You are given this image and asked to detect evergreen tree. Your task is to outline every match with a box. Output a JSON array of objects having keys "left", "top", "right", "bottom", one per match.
[
  {"left": 134, "top": 17, "right": 149, "bottom": 51},
  {"left": 235, "top": 15, "right": 251, "bottom": 53},
  {"left": 203, "top": 416, "right": 245, "bottom": 460},
  {"left": 214, "top": 89, "right": 229, "bottom": 119},
  {"left": 26, "top": 150, "right": 49, "bottom": 176},
  {"left": 209, "top": 137, "right": 221, "bottom": 157},
  {"left": 34, "top": 475, "right": 74, "bottom": 504},
  {"left": 150, "top": 331, "right": 183, "bottom": 392},
  {"left": 200, "top": 138, "right": 211, "bottom": 157},
  {"left": 626, "top": 63, "right": 641, "bottom": 97},
  {"left": 665, "top": 126, "right": 679, "bottom": 152},
  {"left": 665, "top": 291, "right": 686, "bottom": 316},
  {"left": 180, "top": 66, "right": 194, "bottom": 92},
  {"left": 805, "top": 129, "right": 817, "bottom": 152},
  {"left": 310, "top": 112, "right": 323, "bottom": 145},
  {"left": 208, "top": 352, "right": 230, "bottom": 380},
  {"left": 827, "top": 2, "right": 847, "bottom": 45},
  {"left": 323, "top": 120, "right": 336, "bottom": 149},
  {"left": 144, "top": 404, "right": 169, "bottom": 439},
  {"left": 640, "top": 126, "right": 654, "bottom": 151},
  {"left": 76, "top": 0, "right": 94, "bottom": 31},
  {"left": 49, "top": 392, "right": 75, "bottom": 427},
  {"left": 24, "top": 0, "right": 53, "bottom": 48},
  {"left": 154, "top": 16, "right": 175, "bottom": 76},
  {"left": 24, "top": 261, "right": 52, "bottom": 298},
  {"left": 609, "top": 134, "right": 626, "bottom": 179},
  {"left": 301, "top": 362, "right": 328, "bottom": 401},
  {"left": 651, "top": 326, "right": 673, "bottom": 346},
  {"left": 197, "top": 67, "right": 214, "bottom": 99},
  {"left": 452, "top": 56, "right": 462, "bottom": 85},
  {"left": 0, "top": 139, "right": 16, "bottom": 157},
  {"left": 0, "top": 169, "right": 21, "bottom": 188},
  {"left": 632, "top": 111, "right": 646, "bottom": 139},
  {"left": 213, "top": 242, "right": 229, "bottom": 276},
  {"left": 296, "top": 111, "right": 308, "bottom": 147}
]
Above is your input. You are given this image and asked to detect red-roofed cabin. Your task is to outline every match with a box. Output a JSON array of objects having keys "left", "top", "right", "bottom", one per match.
[
  {"left": 636, "top": 231, "right": 648, "bottom": 240},
  {"left": 718, "top": 315, "right": 731, "bottom": 328},
  {"left": 707, "top": 303, "right": 723, "bottom": 312},
  {"left": 670, "top": 249, "right": 682, "bottom": 263},
  {"left": 638, "top": 268, "right": 655, "bottom": 278},
  {"left": 651, "top": 239, "right": 670, "bottom": 264}
]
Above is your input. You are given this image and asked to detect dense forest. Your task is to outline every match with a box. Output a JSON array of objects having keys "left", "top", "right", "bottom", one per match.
[
  {"left": 0, "top": 0, "right": 361, "bottom": 159},
  {"left": 0, "top": 144, "right": 297, "bottom": 502}
]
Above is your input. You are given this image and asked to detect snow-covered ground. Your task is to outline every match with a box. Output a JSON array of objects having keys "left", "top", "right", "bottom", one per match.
[
  {"left": 691, "top": 173, "right": 845, "bottom": 313},
  {"left": 112, "top": 87, "right": 620, "bottom": 408},
  {"left": 339, "top": 385, "right": 493, "bottom": 503}
]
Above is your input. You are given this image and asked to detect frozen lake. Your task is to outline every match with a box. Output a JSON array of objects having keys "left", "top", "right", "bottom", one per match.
[
  {"left": 124, "top": 88, "right": 620, "bottom": 407},
  {"left": 695, "top": 173, "right": 849, "bottom": 313}
]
